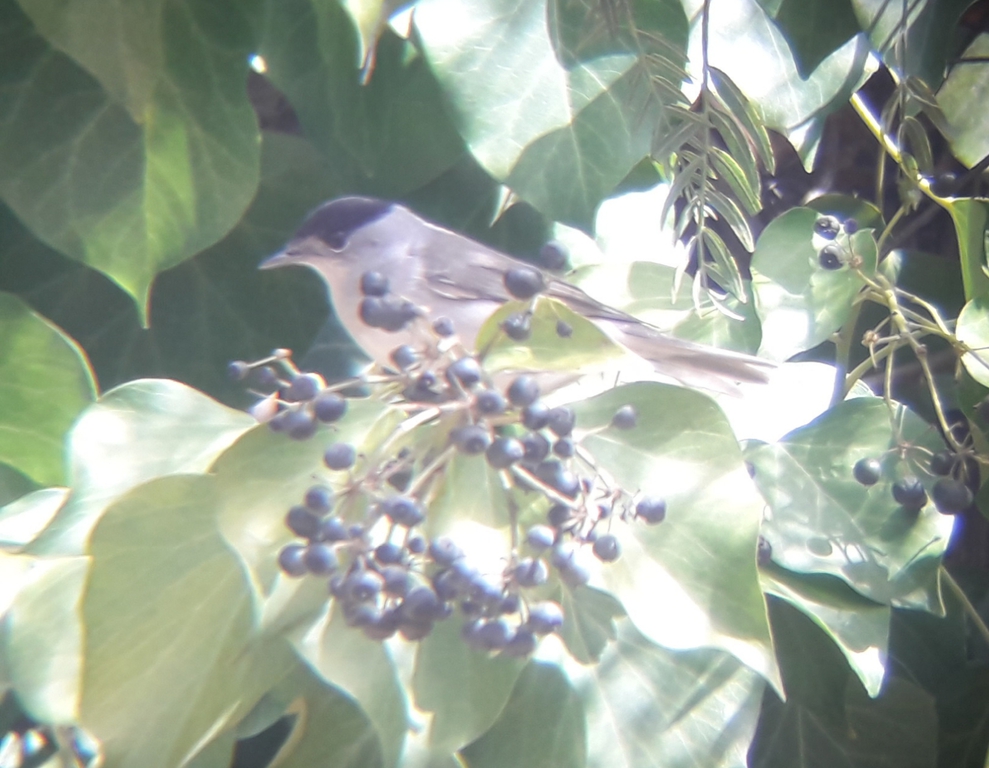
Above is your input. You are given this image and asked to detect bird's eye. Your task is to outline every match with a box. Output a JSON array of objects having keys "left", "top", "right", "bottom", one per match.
[{"left": 326, "top": 232, "right": 348, "bottom": 250}]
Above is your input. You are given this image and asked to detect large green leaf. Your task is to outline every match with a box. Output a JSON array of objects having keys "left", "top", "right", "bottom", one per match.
[
  {"left": 0, "top": 292, "right": 95, "bottom": 486},
  {"left": 0, "top": 0, "right": 262, "bottom": 315},
  {"left": 258, "top": 0, "right": 463, "bottom": 198},
  {"left": 0, "top": 487, "right": 66, "bottom": 550},
  {"left": 760, "top": 565, "right": 889, "bottom": 697},
  {"left": 292, "top": 604, "right": 407, "bottom": 768},
  {"left": 211, "top": 398, "right": 398, "bottom": 596},
  {"left": 28, "top": 379, "right": 254, "bottom": 556},
  {"left": 574, "top": 382, "right": 779, "bottom": 687},
  {"left": 1, "top": 554, "right": 87, "bottom": 723},
  {"left": 413, "top": 615, "right": 525, "bottom": 752},
  {"left": 746, "top": 397, "right": 953, "bottom": 611},
  {"left": 683, "top": 0, "right": 873, "bottom": 166},
  {"left": 415, "top": 0, "right": 688, "bottom": 227},
  {"left": 944, "top": 198, "right": 989, "bottom": 303},
  {"left": 750, "top": 598, "right": 937, "bottom": 768},
  {"left": 460, "top": 661, "right": 586, "bottom": 768},
  {"left": 939, "top": 34, "right": 989, "bottom": 169},
  {"left": 78, "top": 474, "right": 291, "bottom": 768},
  {"left": 773, "top": 0, "right": 860, "bottom": 78},
  {"left": 575, "top": 622, "right": 765, "bottom": 768},
  {"left": 752, "top": 207, "right": 877, "bottom": 362}
]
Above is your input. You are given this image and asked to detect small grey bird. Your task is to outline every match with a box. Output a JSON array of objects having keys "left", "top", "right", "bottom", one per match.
[{"left": 261, "top": 197, "right": 773, "bottom": 393}]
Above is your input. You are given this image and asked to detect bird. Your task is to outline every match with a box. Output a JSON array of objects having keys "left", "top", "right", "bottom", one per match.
[{"left": 260, "top": 196, "right": 773, "bottom": 394}]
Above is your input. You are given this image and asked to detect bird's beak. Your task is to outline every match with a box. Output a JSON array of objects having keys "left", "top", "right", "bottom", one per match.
[{"left": 258, "top": 250, "right": 292, "bottom": 270}]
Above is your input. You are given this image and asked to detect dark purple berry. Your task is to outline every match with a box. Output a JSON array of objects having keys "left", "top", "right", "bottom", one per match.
[
  {"left": 278, "top": 544, "right": 307, "bottom": 577},
  {"left": 547, "top": 503, "right": 571, "bottom": 528},
  {"left": 814, "top": 215, "right": 841, "bottom": 240},
  {"left": 932, "top": 478, "right": 972, "bottom": 514},
  {"left": 547, "top": 406, "right": 576, "bottom": 437},
  {"left": 536, "top": 460, "right": 579, "bottom": 497},
  {"left": 514, "top": 558, "right": 548, "bottom": 587},
  {"left": 429, "top": 537, "right": 463, "bottom": 567},
  {"left": 892, "top": 476, "right": 927, "bottom": 511},
  {"left": 284, "top": 409, "right": 318, "bottom": 440},
  {"left": 843, "top": 218, "right": 859, "bottom": 234},
  {"left": 476, "top": 389, "right": 507, "bottom": 415},
  {"left": 304, "top": 485, "right": 334, "bottom": 515},
  {"left": 521, "top": 402, "right": 550, "bottom": 430},
  {"left": 592, "top": 534, "right": 621, "bottom": 562},
  {"left": 526, "top": 525, "right": 555, "bottom": 551},
  {"left": 522, "top": 433, "right": 550, "bottom": 463},
  {"left": 433, "top": 317, "right": 455, "bottom": 337},
  {"left": 359, "top": 296, "right": 419, "bottom": 331},
  {"left": 380, "top": 496, "right": 425, "bottom": 527},
  {"left": 387, "top": 467, "right": 413, "bottom": 492},
  {"left": 527, "top": 601, "right": 564, "bottom": 635},
  {"left": 553, "top": 438, "right": 575, "bottom": 458},
  {"left": 853, "top": 457, "right": 882, "bottom": 486},
  {"left": 477, "top": 618, "right": 513, "bottom": 650},
  {"left": 611, "top": 405, "right": 637, "bottom": 430},
  {"left": 451, "top": 425, "right": 492, "bottom": 455},
  {"left": 929, "top": 451, "right": 954, "bottom": 476},
  {"left": 303, "top": 544, "right": 338, "bottom": 575},
  {"left": 227, "top": 360, "right": 250, "bottom": 381},
  {"left": 407, "top": 535, "right": 427, "bottom": 555},
  {"left": 486, "top": 437, "right": 525, "bottom": 469},
  {"left": 757, "top": 536, "right": 772, "bottom": 566},
  {"left": 347, "top": 570, "right": 384, "bottom": 602},
  {"left": 502, "top": 627, "right": 537, "bottom": 657},
  {"left": 401, "top": 586, "right": 442, "bottom": 623},
  {"left": 317, "top": 516, "right": 348, "bottom": 542},
  {"left": 375, "top": 542, "right": 404, "bottom": 565},
  {"left": 504, "top": 267, "right": 544, "bottom": 300},
  {"left": 556, "top": 320, "right": 572, "bottom": 338},
  {"left": 324, "top": 443, "right": 357, "bottom": 470},
  {"left": 390, "top": 345, "right": 418, "bottom": 370},
  {"left": 382, "top": 566, "right": 411, "bottom": 596},
  {"left": 286, "top": 505, "right": 320, "bottom": 539},
  {"left": 819, "top": 244, "right": 842, "bottom": 270},
  {"left": 448, "top": 357, "right": 483, "bottom": 388},
  {"left": 313, "top": 392, "right": 347, "bottom": 423},
  {"left": 635, "top": 497, "right": 667, "bottom": 524},
  {"left": 360, "top": 270, "right": 389, "bottom": 296},
  {"left": 507, "top": 376, "right": 540, "bottom": 407},
  {"left": 285, "top": 373, "right": 323, "bottom": 402},
  {"left": 502, "top": 313, "right": 531, "bottom": 341},
  {"left": 539, "top": 241, "right": 569, "bottom": 270}
]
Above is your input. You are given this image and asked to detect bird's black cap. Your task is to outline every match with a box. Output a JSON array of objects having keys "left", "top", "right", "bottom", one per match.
[{"left": 293, "top": 197, "right": 395, "bottom": 250}]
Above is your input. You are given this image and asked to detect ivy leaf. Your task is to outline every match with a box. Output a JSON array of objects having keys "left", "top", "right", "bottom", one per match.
[
  {"left": 412, "top": 616, "right": 525, "bottom": 752},
  {"left": 0, "top": 487, "right": 66, "bottom": 550},
  {"left": 577, "top": 622, "right": 765, "bottom": 768},
  {"left": 558, "top": 585, "right": 625, "bottom": 665},
  {"left": 460, "top": 661, "right": 586, "bottom": 768},
  {"left": 938, "top": 34, "right": 989, "bottom": 169},
  {"left": 751, "top": 207, "right": 877, "bottom": 362},
  {"left": 292, "top": 603, "right": 408, "bottom": 768},
  {"left": 760, "top": 564, "right": 890, "bottom": 696},
  {"left": 415, "top": 0, "right": 688, "bottom": 227},
  {"left": 78, "top": 475, "right": 292, "bottom": 768},
  {"left": 28, "top": 379, "right": 254, "bottom": 556},
  {"left": 956, "top": 298, "right": 989, "bottom": 388},
  {"left": 259, "top": 0, "right": 463, "bottom": 197},
  {"left": 944, "top": 198, "right": 989, "bottom": 303},
  {"left": 746, "top": 397, "right": 953, "bottom": 611},
  {"left": 574, "top": 382, "right": 779, "bottom": 687},
  {"left": 0, "top": 292, "right": 95, "bottom": 487},
  {"left": 0, "top": 0, "right": 262, "bottom": 316}
]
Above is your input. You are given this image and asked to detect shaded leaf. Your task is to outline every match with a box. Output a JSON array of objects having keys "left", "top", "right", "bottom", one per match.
[
  {"left": 29, "top": 380, "right": 254, "bottom": 556},
  {"left": 774, "top": 0, "right": 861, "bottom": 78},
  {"left": 259, "top": 0, "right": 463, "bottom": 197},
  {"left": 78, "top": 474, "right": 291, "bottom": 768},
  {"left": 413, "top": 615, "right": 525, "bottom": 752},
  {"left": 945, "top": 198, "right": 989, "bottom": 302},
  {"left": 0, "top": 292, "right": 95, "bottom": 486},
  {"left": 292, "top": 603, "right": 407, "bottom": 768},
  {"left": 751, "top": 207, "right": 877, "bottom": 362},
  {"left": 709, "top": 146, "right": 761, "bottom": 215},
  {"left": 577, "top": 622, "right": 765, "bottom": 768},
  {"left": 747, "top": 397, "right": 953, "bottom": 611},
  {"left": 0, "top": 0, "right": 262, "bottom": 314},
  {"left": 0, "top": 488, "right": 66, "bottom": 550},
  {"left": 957, "top": 298, "right": 989, "bottom": 388},
  {"left": 760, "top": 564, "right": 890, "bottom": 696},
  {"left": 460, "top": 661, "right": 586, "bottom": 768},
  {"left": 558, "top": 585, "right": 625, "bottom": 664}
]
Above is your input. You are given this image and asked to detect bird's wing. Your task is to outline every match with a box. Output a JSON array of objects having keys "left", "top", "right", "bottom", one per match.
[{"left": 420, "top": 232, "right": 773, "bottom": 391}]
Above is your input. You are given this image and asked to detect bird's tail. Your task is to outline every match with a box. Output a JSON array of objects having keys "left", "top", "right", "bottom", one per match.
[{"left": 609, "top": 321, "right": 774, "bottom": 396}]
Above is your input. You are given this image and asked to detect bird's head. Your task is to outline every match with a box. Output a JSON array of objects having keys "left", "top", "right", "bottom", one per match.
[{"left": 259, "top": 196, "right": 399, "bottom": 277}]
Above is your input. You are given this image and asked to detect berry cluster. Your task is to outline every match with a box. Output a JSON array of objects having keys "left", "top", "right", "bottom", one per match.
[
  {"left": 813, "top": 214, "right": 859, "bottom": 271},
  {"left": 232, "top": 253, "right": 668, "bottom": 655},
  {"left": 852, "top": 449, "right": 973, "bottom": 515}
]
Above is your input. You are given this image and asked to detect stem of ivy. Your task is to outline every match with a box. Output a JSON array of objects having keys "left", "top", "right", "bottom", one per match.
[{"left": 940, "top": 565, "right": 989, "bottom": 647}]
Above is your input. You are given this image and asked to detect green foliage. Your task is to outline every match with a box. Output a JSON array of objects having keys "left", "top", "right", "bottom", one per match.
[{"left": 1, "top": 1, "right": 989, "bottom": 768}]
